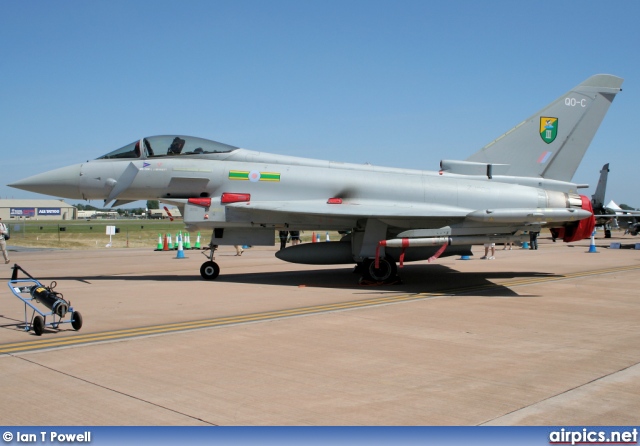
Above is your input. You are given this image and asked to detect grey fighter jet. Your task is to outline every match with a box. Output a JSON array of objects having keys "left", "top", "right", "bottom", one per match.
[
  {"left": 604, "top": 201, "right": 640, "bottom": 236},
  {"left": 10, "top": 74, "right": 623, "bottom": 282},
  {"left": 591, "top": 163, "right": 640, "bottom": 237}
]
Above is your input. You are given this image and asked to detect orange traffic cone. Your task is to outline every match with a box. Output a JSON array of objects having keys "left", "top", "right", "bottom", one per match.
[{"left": 162, "top": 234, "right": 169, "bottom": 251}]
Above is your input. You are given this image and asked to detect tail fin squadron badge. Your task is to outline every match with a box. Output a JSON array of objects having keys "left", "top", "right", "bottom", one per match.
[{"left": 540, "top": 117, "right": 558, "bottom": 144}]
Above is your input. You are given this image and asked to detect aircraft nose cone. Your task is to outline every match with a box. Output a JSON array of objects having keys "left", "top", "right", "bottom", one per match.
[{"left": 8, "top": 164, "right": 83, "bottom": 199}]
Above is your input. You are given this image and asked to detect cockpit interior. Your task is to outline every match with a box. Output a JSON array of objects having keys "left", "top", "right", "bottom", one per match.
[{"left": 97, "top": 135, "right": 238, "bottom": 160}]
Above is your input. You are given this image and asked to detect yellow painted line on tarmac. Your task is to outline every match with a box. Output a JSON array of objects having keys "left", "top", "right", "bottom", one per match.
[
  {"left": 493, "top": 264, "right": 640, "bottom": 289},
  {"left": 2, "top": 264, "right": 639, "bottom": 355},
  {"left": 0, "top": 295, "right": 449, "bottom": 354}
]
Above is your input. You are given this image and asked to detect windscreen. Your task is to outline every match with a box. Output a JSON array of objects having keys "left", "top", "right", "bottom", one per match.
[{"left": 97, "top": 135, "right": 239, "bottom": 159}]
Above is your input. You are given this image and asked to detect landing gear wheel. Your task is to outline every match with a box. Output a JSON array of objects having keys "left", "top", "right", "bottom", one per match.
[
  {"left": 33, "top": 316, "right": 44, "bottom": 336},
  {"left": 200, "top": 261, "right": 220, "bottom": 280},
  {"left": 605, "top": 229, "right": 611, "bottom": 239},
  {"left": 362, "top": 256, "right": 398, "bottom": 282},
  {"left": 71, "top": 311, "right": 83, "bottom": 331}
]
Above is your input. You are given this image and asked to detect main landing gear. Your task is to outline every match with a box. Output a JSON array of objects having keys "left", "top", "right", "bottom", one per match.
[
  {"left": 357, "top": 256, "right": 400, "bottom": 284},
  {"left": 200, "top": 243, "right": 220, "bottom": 280},
  {"left": 197, "top": 243, "right": 401, "bottom": 284}
]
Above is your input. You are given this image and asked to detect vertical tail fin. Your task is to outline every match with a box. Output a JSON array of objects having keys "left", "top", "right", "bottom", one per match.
[
  {"left": 467, "top": 75, "right": 623, "bottom": 181},
  {"left": 591, "top": 163, "right": 609, "bottom": 211}
]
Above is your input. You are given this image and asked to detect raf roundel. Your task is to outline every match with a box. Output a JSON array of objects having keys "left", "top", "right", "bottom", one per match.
[{"left": 249, "top": 171, "right": 261, "bottom": 182}]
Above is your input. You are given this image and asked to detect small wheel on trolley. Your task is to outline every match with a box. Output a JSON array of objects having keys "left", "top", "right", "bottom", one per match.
[
  {"left": 33, "top": 315, "right": 45, "bottom": 336},
  {"left": 71, "top": 311, "right": 83, "bottom": 331}
]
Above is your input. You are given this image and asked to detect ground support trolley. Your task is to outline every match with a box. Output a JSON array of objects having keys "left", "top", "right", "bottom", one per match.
[{"left": 7, "top": 264, "right": 83, "bottom": 336}]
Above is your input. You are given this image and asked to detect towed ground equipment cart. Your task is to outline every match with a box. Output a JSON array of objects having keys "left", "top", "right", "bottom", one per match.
[{"left": 8, "top": 264, "right": 83, "bottom": 336}]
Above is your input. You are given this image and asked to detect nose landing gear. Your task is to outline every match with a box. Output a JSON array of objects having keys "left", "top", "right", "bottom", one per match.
[{"left": 200, "top": 243, "right": 220, "bottom": 280}]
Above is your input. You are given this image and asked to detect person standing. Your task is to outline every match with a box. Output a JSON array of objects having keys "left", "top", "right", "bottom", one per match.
[
  {"left": 0, "top": 218, "right": 10, "bottom": 264},
  {"left": 278, "top": 230, "right": 289, "bottom": 250},
  {"left": 481, "top": 242, "right": 495, "bottom": 260},
  {"left": 529, "top": 231, "right": 539, "bottom": 250},
  {"left": 290, "top": 231, "right": 300, "bottom": 245}
]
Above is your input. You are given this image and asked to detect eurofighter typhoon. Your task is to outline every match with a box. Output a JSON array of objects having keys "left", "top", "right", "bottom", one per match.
[{"left": 10, "top": 75, "right": 623, "bottom": 283}]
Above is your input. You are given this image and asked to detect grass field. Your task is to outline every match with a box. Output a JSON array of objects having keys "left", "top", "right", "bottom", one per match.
[
  {"left": 5, "top": 219, "right": 333, "bottom": 249},
  {"left": 5, "top": 220, "right": 196, "bottom": 249}
]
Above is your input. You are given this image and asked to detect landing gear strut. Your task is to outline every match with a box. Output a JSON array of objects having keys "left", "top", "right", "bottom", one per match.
[
  {"left": 200, "top": 243, "right": 220, "bottom": 280},
  {"left": 360, "top": 256, "right": 399, "bottom": 283}
]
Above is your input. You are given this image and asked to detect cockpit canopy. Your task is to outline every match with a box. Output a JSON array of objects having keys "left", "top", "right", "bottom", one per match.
[{"left": 97, "top": 135, "right": 239, "bottom": 160}]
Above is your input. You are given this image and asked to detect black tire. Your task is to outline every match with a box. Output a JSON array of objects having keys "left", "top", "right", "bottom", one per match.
[
  {"left": 604, "top": 229, "right": 611, "bottom": 239},
  {"left": 71, "top": 311, "right": 83, "bottom": 331},
  {"left": 363, "top": 256, "right": 397, "bottom": 282},
  {"left": 200, "top": 261, "right": 220, "bottom": 280},
  {"left": 33, "top": 316, "right": 45, "bottom": 336}
]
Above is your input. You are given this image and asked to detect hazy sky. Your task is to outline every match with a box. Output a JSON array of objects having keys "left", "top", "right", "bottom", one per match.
[{"left": 2, "top": 1, "right": 639, "bottom": 207}]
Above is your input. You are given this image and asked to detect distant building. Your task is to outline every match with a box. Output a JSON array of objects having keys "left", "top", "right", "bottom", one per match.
[
  {"left": 147, "top": 207, "right": 182, "bottom": 219},
  {"left": 77, "top": 210, "right": 119, "bottom": 219},
  {"left": 0, "top": 199, "right": 76, "bottom": 221},
  {"left": 77, "top": 210, "right": 97, "bottom": 219}
]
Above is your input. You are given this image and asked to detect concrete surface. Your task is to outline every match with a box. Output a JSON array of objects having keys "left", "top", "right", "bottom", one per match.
[{"left": 1, "top": 235, "right": 639, "bottom": 425}]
